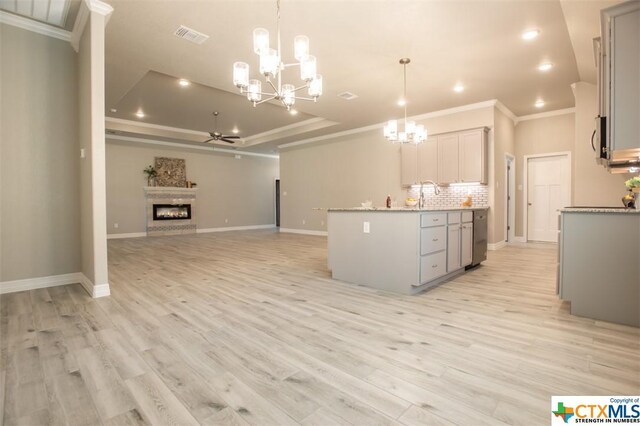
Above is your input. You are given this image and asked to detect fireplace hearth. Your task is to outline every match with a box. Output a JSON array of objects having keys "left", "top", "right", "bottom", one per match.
[{"left": 144, "top": 187, "right": 197, "bottom": 236}]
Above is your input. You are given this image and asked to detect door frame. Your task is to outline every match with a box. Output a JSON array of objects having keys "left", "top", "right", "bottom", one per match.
[
  {"left": 523, "top": 151, "right": 572, "bottom": 242},
  {"left": 504, "top": 153, "right": 515, "bottom": 243}
]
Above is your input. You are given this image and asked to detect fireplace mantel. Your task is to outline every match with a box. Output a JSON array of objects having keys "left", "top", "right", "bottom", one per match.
[{"left": 143, "top": 186, "right": 198, "bottom": 193}]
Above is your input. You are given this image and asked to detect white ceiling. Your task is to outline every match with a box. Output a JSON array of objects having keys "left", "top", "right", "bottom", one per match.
[{"left": 3, "top": 0, "right": 619, "bottom": 153}]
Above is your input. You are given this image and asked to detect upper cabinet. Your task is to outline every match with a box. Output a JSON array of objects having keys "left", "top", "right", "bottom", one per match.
[
  {"left": 437, "top": 134, "right": 460, "bottom": 184},
  {"left": 401, "top": 127, "right": 488, "bottom": 186},
  {"left": 458, "top": 129, "right": 487, "bottom": 183},
  {"left": 597, "top": 1, "right": 640, "bottom": 171}
]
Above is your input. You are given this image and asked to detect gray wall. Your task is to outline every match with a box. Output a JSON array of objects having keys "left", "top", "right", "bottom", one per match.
[
  {"left": 492, "top": 108, "right": 516, "bottom": 244},
  {"left": 0, "top": 24, "right": 81, "bottom": 282},
  {"left": 106, "top": 140, "right": 279, "bottom": 234},
  {"left": 514, "top": 113, "right": 575, "bottom": 237},
  {"left": 280, "top": 107, "right": 495, "bottom": 233},
  {"left": 572, "top": 82, "right": 628, "bottom": 206}
]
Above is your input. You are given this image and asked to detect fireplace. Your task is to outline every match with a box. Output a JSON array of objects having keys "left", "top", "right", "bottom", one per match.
[{"left": 153, "top": 204, "right": 192, "bottom": 221}]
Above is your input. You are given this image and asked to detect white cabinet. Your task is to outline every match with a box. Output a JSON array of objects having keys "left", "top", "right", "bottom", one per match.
[
  {"left": 400, "top": 143, "right": 418, "bottom": 186},
  {"left": 400, "top": 127, "right": 488, "bottom": 186},
  {"left": 418, "top": 137, "right": 438, "bottom": 183},
  {"left": 459, "top": 129, "right": 487, "bottom": 183},
  {"left": 461, "top": 222, "right": 473, "bottom": 267},
  {"left": 447, "top": 225, "right": 461, "bottom": 272},
  {"left": 437, "top": 134, "right": 460, "bottom": 184},
  {"left": 597, "top": 1, "right": 640, "bottom": 169}
]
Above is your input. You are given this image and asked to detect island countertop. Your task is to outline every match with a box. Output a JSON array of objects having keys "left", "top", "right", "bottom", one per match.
[
  {"left": 559, "top": 207, "right": 640, "bottom": 214},
  {"left": 328, "top": 206, "right": 489, "bottom": 212}
]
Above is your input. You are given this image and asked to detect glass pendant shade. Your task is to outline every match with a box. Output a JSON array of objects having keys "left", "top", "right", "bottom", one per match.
[
  {"left": 253, "top": 28, "right": 269, "bottom": 54},
  {"left": 282, "top": 84, "right": 295, "bottom": 107},
  {"left": 233, "top": 62, "right": 250, "bottom": 88},
  {"left": 247, "top": 79, "right": 262, "bottom": 102},
  {"left": 399, "top": 132, "right": 407, "bottom": 142},
  {"left": 405, "top": 121, "right": 416, "bottom": 135},
  {"left": 259, "top": 48, "right": 279, "bottom": 77},
  {"left": 300, "top": 55, "right": 317, "bottom": 81},
  {"left": 384, "top": 120, "right": 398, "bottom": 138},
  {"left": 308, "top": 74, "right": 323, "bottom": 97},
  {"left": 294, "top": 35, "right": 309, "bottom": 60}
]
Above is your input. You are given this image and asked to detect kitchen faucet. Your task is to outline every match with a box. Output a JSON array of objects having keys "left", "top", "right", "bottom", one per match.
[{"left": 419, "top": 180, "right": 441, "bottom": 208}]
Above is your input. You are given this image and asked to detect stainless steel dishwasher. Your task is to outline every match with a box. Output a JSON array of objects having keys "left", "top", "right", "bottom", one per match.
[{"left": 467, "top": 210, "right": 488, "bottom": 268}]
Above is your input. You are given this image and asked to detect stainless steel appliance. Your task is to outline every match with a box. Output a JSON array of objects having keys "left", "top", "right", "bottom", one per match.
[{"left": 467, "top": 210, "right": 488, "bottom": 269}]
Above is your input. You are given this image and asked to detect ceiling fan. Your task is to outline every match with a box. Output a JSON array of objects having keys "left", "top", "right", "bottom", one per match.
[{"left": 203, "top": 111, "right": 240, "bottom": 144}]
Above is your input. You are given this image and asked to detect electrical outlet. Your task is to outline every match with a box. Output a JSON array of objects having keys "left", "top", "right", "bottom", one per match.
[
  {"left": 80, "top": 148, "right": 85, "bottom": 159},
  {"left": 283, "top": 191, "right": 287, "bottom": 196},
  {"left": 225, "top": 219, "right": 228, "bottom": 223},
  {"left": 321, "top": 220, "right": 324, "bottom": 226},
  {"left": 302, "top": 219, "right": 306, "bottom": 225},
  {"left": 114, "top": 223, "right": 119, "bottom": 229},
  {"left": 363, "top": 221, "right": 370, "bottom": 233}
]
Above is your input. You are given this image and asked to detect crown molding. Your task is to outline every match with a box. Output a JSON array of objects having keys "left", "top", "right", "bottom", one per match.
[
  {"left": 494, "top": 100, "right": 518, "bottom": 123},
  {"left": 279, "top": 100, "right": 500, "bottom": 150},
  {"left": 70, "top": 0, "right": 113, "bottom": 52},
  {"left": 0, "top": 10, "right": 71, "bottom": 42},
  {"left": 106, "top": 117, "right": 211, "bottom": 138},
  {"left": 106, "top": 134, "right": 279, "bottom": 159},
  {"left": 515, "top": 107, "right": 576, "bottom": 123}
]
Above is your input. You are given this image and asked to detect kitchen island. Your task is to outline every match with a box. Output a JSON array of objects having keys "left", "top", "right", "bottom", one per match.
[
  {"left": 558, "top": 207, "right": 640, "bottom": 326},
  {"left": 327, "top": 207, "right": 488, "bottom": 295}
]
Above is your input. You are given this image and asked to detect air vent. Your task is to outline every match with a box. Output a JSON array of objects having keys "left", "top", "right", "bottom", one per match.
[
  {"left": 174, "top": 25, "right": 210, "bottom": 45},
  {"left": 337, "top": 91, "right": 358, "bottom": 101}
]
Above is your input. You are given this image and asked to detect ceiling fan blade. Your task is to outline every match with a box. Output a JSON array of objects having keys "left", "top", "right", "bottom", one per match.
[
  {"left": 220, "top": 138, "right": 236, "bottom": 144},
  {"left": 203, "top": 138, "right": 215, "bottom": 143},
  {"left": 222, "top": 135, "right": 240, "bottom": 139}
]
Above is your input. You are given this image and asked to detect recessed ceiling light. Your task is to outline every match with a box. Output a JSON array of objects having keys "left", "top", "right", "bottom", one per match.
[
  {"left": 397, "top": 98, "right": 406, "bottom": 107},
  {"left": 534, "top": 99, "right": 545, "bottom": 108},
  {"left": 109, "top": 108, "right": 117, "bottom": 113},
  {"left": 522, "top": 29, "right": 540, "bottom": 40},
  {"left": 135, "top": 110, "right": 145, "bottom": 118},
  {"left": 178, "top": 78, "right": 190, "bottom": 87},
  {"left": 453, "top": 84, "right": 465, "bottom": 93},
  {"left": 289, "top": 109, "right": 299, "bottom": 116},
  {"left": 232, "top": 127, "right": 239, "bottom": 134},
  {"left": 538, "top": 62, "right": 553, "bottom": 72}
]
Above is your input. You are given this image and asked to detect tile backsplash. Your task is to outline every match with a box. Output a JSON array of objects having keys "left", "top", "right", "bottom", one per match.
[{"left": 407, "top": 184, "right": 489, "bottom": 208}]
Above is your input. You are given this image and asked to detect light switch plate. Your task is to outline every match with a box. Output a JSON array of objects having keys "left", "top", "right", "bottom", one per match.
[{"left": 363, "top": 221, "right": 370, "bottom": 233}]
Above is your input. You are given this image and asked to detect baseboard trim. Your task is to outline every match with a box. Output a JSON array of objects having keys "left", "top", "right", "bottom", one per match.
[
  {"left": 0, "top": 272, "right": 110, "bottom": 298},
  {"left": 488, "top": 240, "right": 507, "bottom": 251},
  {"left": 0, "top": 273, "right": 82, "bottom": 295},
  {"left": 510, "top": 236, "right": 527, "bottom": 243},
  {"left": 197, "top": 224, "right": 276, "bottom": 233},
  {"left": 279, "top": 228, "right": 328, "bottom": 236},
  {"left": 107, "top": 232, "right": 147, "bottom": 240}
]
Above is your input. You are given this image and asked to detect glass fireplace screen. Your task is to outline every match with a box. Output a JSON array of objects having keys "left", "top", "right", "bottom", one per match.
[{"left": 153, "top": 204, "right": 191, "bottom": 220}]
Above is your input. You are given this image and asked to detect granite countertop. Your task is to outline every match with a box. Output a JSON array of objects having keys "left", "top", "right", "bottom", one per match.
[
  {"left": 327, "top": 206, "right": 489, "bottom": 212},
  {"left": 560, "top": 207, "right": 640, "bottom": 214}
]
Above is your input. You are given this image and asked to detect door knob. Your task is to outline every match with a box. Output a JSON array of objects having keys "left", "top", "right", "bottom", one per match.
[{"left": 528, "top": 203, "right": 532, "bottom": 206}]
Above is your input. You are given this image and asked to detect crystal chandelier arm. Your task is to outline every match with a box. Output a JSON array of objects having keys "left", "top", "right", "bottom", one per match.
[
  {"left": 282, "top": 62, "right": 301, "bottom": 68},
  {"left": 265, "top": 78, "right": 279, "bottom": 94},
  {"left": 291, "top": 84, "right": 310, "bottom": 92},
  {"left": 291, "top": 95, "right": 318, "bottom": 101}
]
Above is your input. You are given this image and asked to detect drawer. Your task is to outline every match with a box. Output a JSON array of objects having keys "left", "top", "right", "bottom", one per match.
[
  {"left": 421, "top": 213, "right": 446, "bottom": 227},
  {"left": 462, "top": 211, "right": 473, "bottom": 223},
  {"left": 420, "top": 226, "right": 446, "bottom": 255},
  {"left": 448, "top": 212, "right": 461, "bottom": 224},
  {"left": 420, "top": 251, "right": 447, "bottom": 284}
]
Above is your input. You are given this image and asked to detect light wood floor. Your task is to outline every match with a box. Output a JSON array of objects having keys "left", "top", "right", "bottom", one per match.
[{"left": 2, "top": 230, "right": 639, "bottom": 425}]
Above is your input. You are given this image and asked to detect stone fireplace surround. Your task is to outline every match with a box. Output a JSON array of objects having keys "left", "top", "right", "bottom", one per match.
[{"left": 144, "top": 187, "right": 197, "bottom": 236}]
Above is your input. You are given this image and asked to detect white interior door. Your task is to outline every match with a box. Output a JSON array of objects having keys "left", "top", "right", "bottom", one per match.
[{"left": 527, "top": 155, "right": 570, "bottom": 242}]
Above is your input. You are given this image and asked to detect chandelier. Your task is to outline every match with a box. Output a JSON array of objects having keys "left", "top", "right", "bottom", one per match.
[
  {"left": 383, "top": 58, "right": 427, "bottom": 144},
  {"left": 232, "top": 0, "right": 323, "bottom": 111}
]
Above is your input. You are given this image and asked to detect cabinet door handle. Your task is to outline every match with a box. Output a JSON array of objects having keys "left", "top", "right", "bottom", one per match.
[
  {"left": 433, "top": 218, "right": 439, "bottom": 222},
  {"left": 432, "top": 238, "right": 438, "bottom": 241},
  {"left": 432, "top": 264, "right": 438, "bottom": 268}
]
